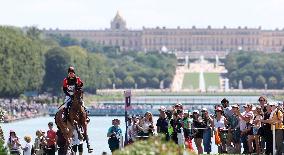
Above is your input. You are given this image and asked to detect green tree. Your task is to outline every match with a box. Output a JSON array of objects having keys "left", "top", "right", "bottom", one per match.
[
  {"left": 137, "top": 77, "right": 147, "bottom": 88},
  {"left": 268, "top": 76, "right": 278, "bottom": 88},
  {"left": 124, "top": 76, "right": 135, "bottom": 88},
  {"left": 255, "top": 75, "right": 266, "bottom": 89},
  {"left": 243, "top": 75, "right": 253, "bottom": 88},
  {"left": 0, "top": 26, "right": 45, "bottom": 97},
  {"left": 43, "top": 47, "right": 71, "bottom": 94}
]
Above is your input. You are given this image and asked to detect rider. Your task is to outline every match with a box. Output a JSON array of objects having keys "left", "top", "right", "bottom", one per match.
[{"left": 62, "top": 66, "right": 84, "bottom": 122}]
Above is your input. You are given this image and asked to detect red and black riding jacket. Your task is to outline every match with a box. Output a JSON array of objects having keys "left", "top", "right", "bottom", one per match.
[{"left": 62, "top": 76, "right": 83, "bottom": 96}]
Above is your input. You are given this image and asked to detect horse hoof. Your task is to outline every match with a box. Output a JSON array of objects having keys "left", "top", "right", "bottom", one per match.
[{"left": 88, "top": 149, "right": 93, "bottom": 153}]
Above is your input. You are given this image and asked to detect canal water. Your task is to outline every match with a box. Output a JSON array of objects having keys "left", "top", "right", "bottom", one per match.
[{"left": 1, "top": 116, "right": 218, "bottom": 155}]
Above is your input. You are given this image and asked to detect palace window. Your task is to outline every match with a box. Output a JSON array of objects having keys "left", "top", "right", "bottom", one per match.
[{"left": 122, "top": 40, "right": 125, "bottom": 46}]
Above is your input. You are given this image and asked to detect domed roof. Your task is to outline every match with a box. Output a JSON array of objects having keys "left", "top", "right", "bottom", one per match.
[{"left": 114, "top": 11, "right": 123, "bottom": 20}]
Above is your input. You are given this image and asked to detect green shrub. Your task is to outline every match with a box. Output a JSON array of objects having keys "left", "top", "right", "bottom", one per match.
[{"left": 114, "top": 136, "right": 195, "bottom": 155}]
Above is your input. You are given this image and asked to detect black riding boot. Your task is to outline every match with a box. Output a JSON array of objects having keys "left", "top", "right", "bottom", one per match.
[
  {"left": 64, "top": 101, "right": 71, "bottom": 122},
  {"left": 63, "top": 108, "right": 69, "bottom": 122}
]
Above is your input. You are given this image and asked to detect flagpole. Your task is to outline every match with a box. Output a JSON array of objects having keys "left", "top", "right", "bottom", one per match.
[{"left": 124, "top": 89, "right": 131, "bottom": 146}]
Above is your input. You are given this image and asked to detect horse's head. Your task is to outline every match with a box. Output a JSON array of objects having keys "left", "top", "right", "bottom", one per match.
[{"left": 73, "top": 87, "right": 83, "bottom": 105}]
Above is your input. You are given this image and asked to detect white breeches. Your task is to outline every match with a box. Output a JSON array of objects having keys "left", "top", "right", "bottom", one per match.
[{"left": 63, "top": 96, "right": 85, "bottom": 108}]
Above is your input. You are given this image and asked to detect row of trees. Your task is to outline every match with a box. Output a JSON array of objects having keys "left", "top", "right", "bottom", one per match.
[
  {"left": 0, "top": 26, "right": 45, "bottom": 97},
  {"left": 0, "top": 27, "right": 177, "bottom": 97},
  {"left": 225, "top": 51, "right": 284, "bottom": 89}
]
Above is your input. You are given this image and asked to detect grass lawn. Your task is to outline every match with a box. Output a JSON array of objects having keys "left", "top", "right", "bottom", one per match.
[
  {"left": 182, "top": 72, "right": 220, "bottom": 89},
  {"left": 204, "top": 72, "right": 220, "bottom": 89},
  {"left": 182, "top": 73, "right": 199, "bottom": 89}
]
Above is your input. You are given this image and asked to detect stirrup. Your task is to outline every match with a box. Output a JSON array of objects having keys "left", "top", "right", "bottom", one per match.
[
  {"left": 87, "top": 145, "right": 93, "bottom": 153},
  {"left": 86, "top": 117, "right": 90, "bottom": 123}
]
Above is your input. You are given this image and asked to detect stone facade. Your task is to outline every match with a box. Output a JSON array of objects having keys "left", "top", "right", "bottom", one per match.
[{"left": 45, "top": 12, "right": 284, "bottom": 52}]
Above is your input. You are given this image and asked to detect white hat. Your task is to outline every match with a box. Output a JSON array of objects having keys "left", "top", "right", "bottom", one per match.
[
  {"left": 159, "top": 106, "right": 166, "bottom": 112},
  {"left": 193, "top": 110, "right": 199, "bottom": 114},
  {"left": 231, "top": 104, "right": 239, "bottom": 108},
  {"left": 269, "top": 102, "right": 277, "bottom": 106},
  {"left": 183, "top": 110, "right": 189, "bottom": 114},
  {"left": 201, "top": 108, "right": 207, "bottom": 111}
]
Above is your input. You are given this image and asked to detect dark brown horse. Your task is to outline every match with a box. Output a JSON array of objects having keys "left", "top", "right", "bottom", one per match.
[{"left": 55, "top": 89, "right": 93, "bottom": 153}]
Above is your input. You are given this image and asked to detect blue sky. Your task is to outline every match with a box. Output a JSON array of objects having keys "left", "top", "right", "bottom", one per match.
[{"left": 0, "top": 0, "right": 284, "bottom": 30}]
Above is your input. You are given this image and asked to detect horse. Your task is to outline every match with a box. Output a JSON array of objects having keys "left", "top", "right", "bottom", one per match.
[
  {"left": 55, "top": 88, "right": 93, "bottom": 153},
  {"left": 55, "top": 107, "right": 74, "bottom": 153}
]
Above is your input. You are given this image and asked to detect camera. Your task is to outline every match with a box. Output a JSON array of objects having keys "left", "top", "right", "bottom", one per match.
[{"left": 177, "top": 109, "right": 182, "bottom": 114}]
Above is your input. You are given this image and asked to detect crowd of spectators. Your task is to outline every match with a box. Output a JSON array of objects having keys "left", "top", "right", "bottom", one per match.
[{"left": 0, "top": 97, "right": 48, "bottom": 123}]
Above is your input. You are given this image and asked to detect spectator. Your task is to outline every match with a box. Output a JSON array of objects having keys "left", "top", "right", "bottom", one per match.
[
  {"left": 170, "top": 112, "right": 183, "bottom": 146},
  {"left": 238, "top": 103, "right": 253, "bottom": 154},
  {"left": 258, "top": 96, "right": 267, "bottom": 112},
  {"left": 46, "top": 122, "right": 56, "bottom": 155},
  {"left": 229, "top": 104, "right": 241, "bottom": 153},
  {"left": 192, "top": 110, "right": 204, "bottom": 154},
  {"left": 248, "top": 105, "right": 262, "bottom": 154},
  {"left": 23, "top": 136, "right": 32, "bottom": 155},
  {"left": 183, "top": 110, "right": 194, "bottom": 151},
  {"left": 34, "top": 130, "right": 42, "bottom": 155},
  {"left": 39, "top": 130, "right": 47, "bottom": 155},
  {"left": 156, "top": 106, "right": 169, "bottom": 140},
  {"left": 265, "top": 102, "right": 283, "bottom": 155},
  {"left": 212, "top": 107, "right": 227, "bottom": 153},
  {"left": 128, "top": 116, "right": 139, "bottom": 143},
  {"left": 221, "top": 98, "right": 233, "bottom": 118},
  {"left": 7, "top": 130, "right": 21, "bottom": 155},
  {"left": 260, "top": 103, "right": 273, "bottom": 155},
  {"left": 201, "top": 108, "right": 212, "bottom": 154},
  {"left": 107, "top": 119, "right": 122, "bottom": 153},
  {"left": 72, "top": 129, "right": 84, "bottom": 155},
  {"left": 138, "top": 112, "right": 154, "bottom": 137}
]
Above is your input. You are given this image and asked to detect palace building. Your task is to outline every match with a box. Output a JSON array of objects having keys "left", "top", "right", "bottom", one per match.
[{"left": 45, "top": 12, "right": 284, "bottom": 52}]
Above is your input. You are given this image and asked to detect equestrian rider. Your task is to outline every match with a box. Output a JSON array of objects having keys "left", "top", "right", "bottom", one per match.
[{"left": 62, "top": 66, "right": 83, "bottom": 122}]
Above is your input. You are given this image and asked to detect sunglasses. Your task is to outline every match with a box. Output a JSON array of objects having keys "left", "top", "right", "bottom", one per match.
[{"left": 259, "top": 100, "right": 265, "bottom": 102}]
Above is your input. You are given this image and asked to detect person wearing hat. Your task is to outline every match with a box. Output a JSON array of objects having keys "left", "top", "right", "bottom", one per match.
[
  {"left": 201, "top": 108, "right": 212, "bottom": 154},
  {"left": 174, "top": 102, "right": 183, "bottom": 111},
  {"left": 156, "top": 106, "right": 169, "bottom": 141},
  {"left": 192, "top": 110, "right": 204, "bottom": 154},
  {"left": 261, "top": 102, "right": 283, "bottom": 154},
  {"left": 247, "top": 105, "right": 263, "bottom": 154},
  {"left": 128, "top": 115, "right": 139, "bottom": 143},
  {"left": 237, "top": 103, "right": 253, "bottom": 154},
  {"left": 23, "top": 135, "right": 32, "bottom": 155},
  {"left": 62, "top": 66, "right": 84, "bottom": 122},
  {"left": 228, "top": 104, "right": 241, "bottom": 154},
  {"left": 170, "top": 112, "right": 183, "bottom": 146},
  {"left": 107, "top": 119, "right": 122, "bottom": 153},
  {"left": 213, "top": 107, "right": 228, "bottom": 153}
]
